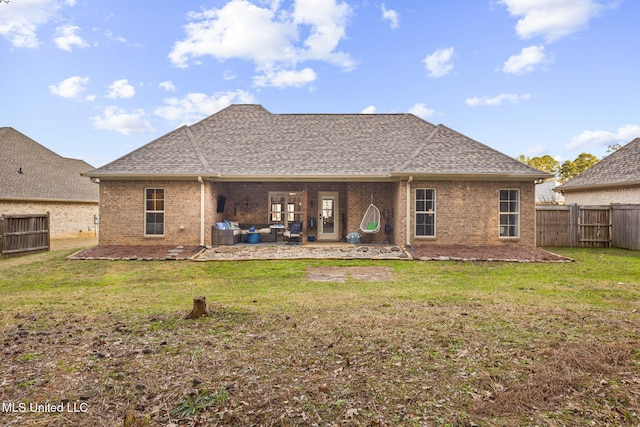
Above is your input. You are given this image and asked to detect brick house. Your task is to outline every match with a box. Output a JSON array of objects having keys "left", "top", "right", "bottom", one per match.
[
  {"left": 555, "top": 138, "right": 640, "bottom": 205},
  {"left": 84, "top": 104, "right": 550, "bottom": 248},
  {"left": 0, "top": 127, "right": 99, "bottom": 239}
]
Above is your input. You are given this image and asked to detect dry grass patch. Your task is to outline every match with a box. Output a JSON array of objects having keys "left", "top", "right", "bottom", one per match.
[
  {"left": 2, "top": 301, "right": 638, "bottom": 426},
  {"left": 307, "top": 266, "right": 394, "bottom": 282}
]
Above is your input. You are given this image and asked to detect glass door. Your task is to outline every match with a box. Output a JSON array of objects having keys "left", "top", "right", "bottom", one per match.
[{"left": 318, "top": 192, "right": 339, "bottom": 240}]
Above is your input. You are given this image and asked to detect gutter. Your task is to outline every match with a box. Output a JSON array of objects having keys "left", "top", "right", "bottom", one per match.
[
  {"left": 198, "top": 176, "right": 205, "bottom": 246},
  {"left": 554, "top": 180, "right": 640, "bottom": 193},
  {"left": 0, "top": 197, "right": 98, "bottom": 204}
]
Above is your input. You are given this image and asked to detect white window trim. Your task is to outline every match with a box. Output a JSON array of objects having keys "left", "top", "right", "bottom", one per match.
[
  {"left": 499, "top": 188, "right": 520, "bottom": 238},
  {"left": 144, "top": 188, "right": 165, "bottom": 237},
  {"left": 415, "top": 188, "right": 436, "bottom": 238},
  {"left": 268, "top": 191, "right": 302, "bottom": 227}
]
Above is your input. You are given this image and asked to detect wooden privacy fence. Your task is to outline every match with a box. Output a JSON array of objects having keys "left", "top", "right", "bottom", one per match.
[
  {"left": 0, "top": 213, "right": 50, "bottom": 259},
  {"left": 536, "top": 204, "right": 640, "bottom": 250}
]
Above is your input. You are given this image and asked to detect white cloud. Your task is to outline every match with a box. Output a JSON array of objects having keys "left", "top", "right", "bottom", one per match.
[
  {"left": 423, "top": 47, "right": 454, "bottom": 78},
  {"left": 53, "top": 24, "right": 88, "bottom": 51},
  {"left": 168, "top": 0, "right": 354, "bottom": 88},
  {"left": 253, "top": 67, "right": 317, "bottom": 88},
  {"left": 0, "top": 0, "right": 54, "bottom": 47},
  {"left": 498, "top": 0, "right": 605, "bottom": 42},
  {"left": 465, "top": 93, "right": 531, "bottom": 106},
  {"left": 49, "top": 76, "right": 91, "bottom": 99},
  {"left": 567, "top": 124, "right": 640, "bottom": 150},
  {"left": 381, "top": 4, "right": 399, "bottom": 29},
  {"left": 409, "top": 103, "right": 435, "bottom": 118},
  {"left": 158, "top": 81, "right": 176, "bottom": 92},
  {"left": 223, "top": 69, "right": 237, "bottom": 81},
  {"left": 525, "top": 144, "right": 548, "bottom": 156},
  {"left": 154, "top": 90, "right": 256, "bottom": 124},
  {"left": 91, "top": 106, "right": 155, "bottom": 135},
  {"left": 503, "top": 45, "right": 551, "bottom": 74},
  {"left": 106, "top": 79, "right": 135, "bottom": 99},
  {"left": 0, "top": 0, "right": 77, "bottom": 48},
  {"left": 293, "top": 0, "right": 354, "bottom": 68},
  {"left": 361, "top": 105, "right": 376, "bottom": 114}
]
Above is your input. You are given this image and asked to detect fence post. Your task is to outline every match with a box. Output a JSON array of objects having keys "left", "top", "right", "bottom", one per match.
[
  {"left": 46, "top": 212, "right": 51, "bottom": 251},
  {"left": 569, "top": 204, "right": 579, "bottom": 247},
  {"left": 0, "top": 215, "right": 4, "bottom": 259}
]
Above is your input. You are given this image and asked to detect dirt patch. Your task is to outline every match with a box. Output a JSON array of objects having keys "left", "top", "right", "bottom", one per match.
[
  {"left": 2, "top": 306, "right": 638, "bottom": 426},
  {"left": 411, "top": 244, "right": 572, "bottom": 262},
  {"left": 50, "top": 237, "right": 98, "bottom": 251},
  {"left": 68, "top": 245, "right": 204, "bottom": 260},
  {"left": 307, "top": 266, "right": 394, "bottom": 282}
]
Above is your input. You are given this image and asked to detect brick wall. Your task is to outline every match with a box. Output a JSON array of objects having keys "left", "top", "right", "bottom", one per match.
[
  {"left": 213, "top": 182, "right": 397, "bottom": 243},
  {"left": 408, "top": 180, "right": 536, "bottom": 247},
  {"left": 99, "top": 180, "right": 202, "bottom": 245},
  {"left": 345, "top": 183, "right": 396, "bottom": 244},
  {"left": 0, "top": 201, "right": 98, "bottom": 239},
  {"left": 98, "top": 179, "right": 535, "bottom": 247}
]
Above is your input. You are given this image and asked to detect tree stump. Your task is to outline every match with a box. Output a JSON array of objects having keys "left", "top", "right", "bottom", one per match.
[{"left": 185, "top": 296, "right": 208, "bottom": 319}]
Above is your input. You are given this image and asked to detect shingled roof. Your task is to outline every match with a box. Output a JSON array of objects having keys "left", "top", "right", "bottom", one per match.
[
  {"left": 556, "top": 138, "right": 640, "bottom": 191},
  {"left": 0, "top": 127, "right": 98, "bottom": 202},
  {"left": 85, "top": 104, "right": 550, "bottom": 181}
]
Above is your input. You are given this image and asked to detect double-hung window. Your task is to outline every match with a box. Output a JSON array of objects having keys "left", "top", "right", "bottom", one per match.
[
  {"left": 415, "top": 189, "right": 436, "bottom": 237},
  {"left": 145, "top": 188, "right": 165, "bottom": 236},
  {"left": 499, "top": 189, "right": 519, "bottom": 237}
]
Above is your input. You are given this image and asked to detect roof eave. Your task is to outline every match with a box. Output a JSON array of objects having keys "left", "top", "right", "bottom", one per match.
[
  {"left": 212, "top": 173, "right": 397, "bottom": 182},
  {"left": 554, "top": 180, "right": 640, "bottom": 193},
  {"left": 82, "top": 171, "right": 552, "bottom": 182},
  {"left": 390, "top": 172, "right": 553, "bottom": 181},
  {"left": 0, "top": 197, "right": 99, "bottom": 203},
  {"left": 81, "top": 172, "right": 216, "bottom": 180}
]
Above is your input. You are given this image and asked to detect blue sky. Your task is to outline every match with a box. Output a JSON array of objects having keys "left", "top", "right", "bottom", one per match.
[{"left": 1, "top": 0, "right": 638, "bottom": 167}]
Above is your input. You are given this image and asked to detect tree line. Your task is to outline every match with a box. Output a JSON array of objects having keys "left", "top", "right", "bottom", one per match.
[{"left": 518, "top": 144, "right": 621, "bottom": 182}]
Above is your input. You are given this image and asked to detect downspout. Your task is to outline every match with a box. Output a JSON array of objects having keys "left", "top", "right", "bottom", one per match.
[
  {"left": 198, "top": 176, "right": 205, "bottom": 246},
  {"left": 406, "top": 176, "right": 413, "bottom": 246}
]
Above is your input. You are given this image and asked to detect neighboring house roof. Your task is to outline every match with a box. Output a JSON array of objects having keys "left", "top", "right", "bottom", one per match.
[
  {"left": 556, "top": 138, "right": 640, "bottom": 192},
  {"left": 536, "top": 180, "right": 564, "bottom": 203},
  {"left": 0, "top": 127, "right": 99, "bottom": 202},
  {"left": 85, "top": 104, "right": 550, "bottom": 181}
]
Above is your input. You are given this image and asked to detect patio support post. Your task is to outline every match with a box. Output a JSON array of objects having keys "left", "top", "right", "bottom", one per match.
[{"left": 302, "top": 184, "right": 308, "bottom": 244}]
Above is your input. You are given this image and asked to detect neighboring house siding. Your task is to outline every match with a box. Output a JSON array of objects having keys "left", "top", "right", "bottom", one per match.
[
  {"left": 409, "top": 180, "right": 536, "bottom": 246},
  {"left": 563, "top": 187, "right": 640, "bottom": 205},
  {"left": 0, "top": 201, "right": 98, "bottom": 239},
  {"left": 99, "top": 180, "right": 205, "bottom": 246}
]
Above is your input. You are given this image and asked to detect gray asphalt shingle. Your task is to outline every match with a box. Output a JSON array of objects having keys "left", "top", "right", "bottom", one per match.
[
  {"left": 86, "top": 104, "right": 549, "bottom": 179},
  {"left": 0, "top": 127, "right": 98, "bottom": 201},
  {"left": 556, "top": 138, "right": 640, "bottom": 190}
]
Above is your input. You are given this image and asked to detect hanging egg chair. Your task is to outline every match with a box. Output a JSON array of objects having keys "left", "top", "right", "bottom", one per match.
[{"left": 360, "top": 202, "right": 381, "bottom": 234}]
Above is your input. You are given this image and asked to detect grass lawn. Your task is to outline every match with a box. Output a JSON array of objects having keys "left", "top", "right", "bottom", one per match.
[{"left": 0, "top": 247, "right": 639, "bottom": 426}]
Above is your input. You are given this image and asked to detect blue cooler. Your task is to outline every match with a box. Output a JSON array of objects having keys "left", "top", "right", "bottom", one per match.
[{"left": 247, "top": 233, "right": 260, "bottom": 244}]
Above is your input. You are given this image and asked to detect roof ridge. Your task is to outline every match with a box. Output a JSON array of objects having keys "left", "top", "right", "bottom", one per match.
[
  {"left": 185, "top": 126, "right": 211, "bottom": 172},
  {"left": 396, "top": 124, "right": 441, "bottom": 172}
]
